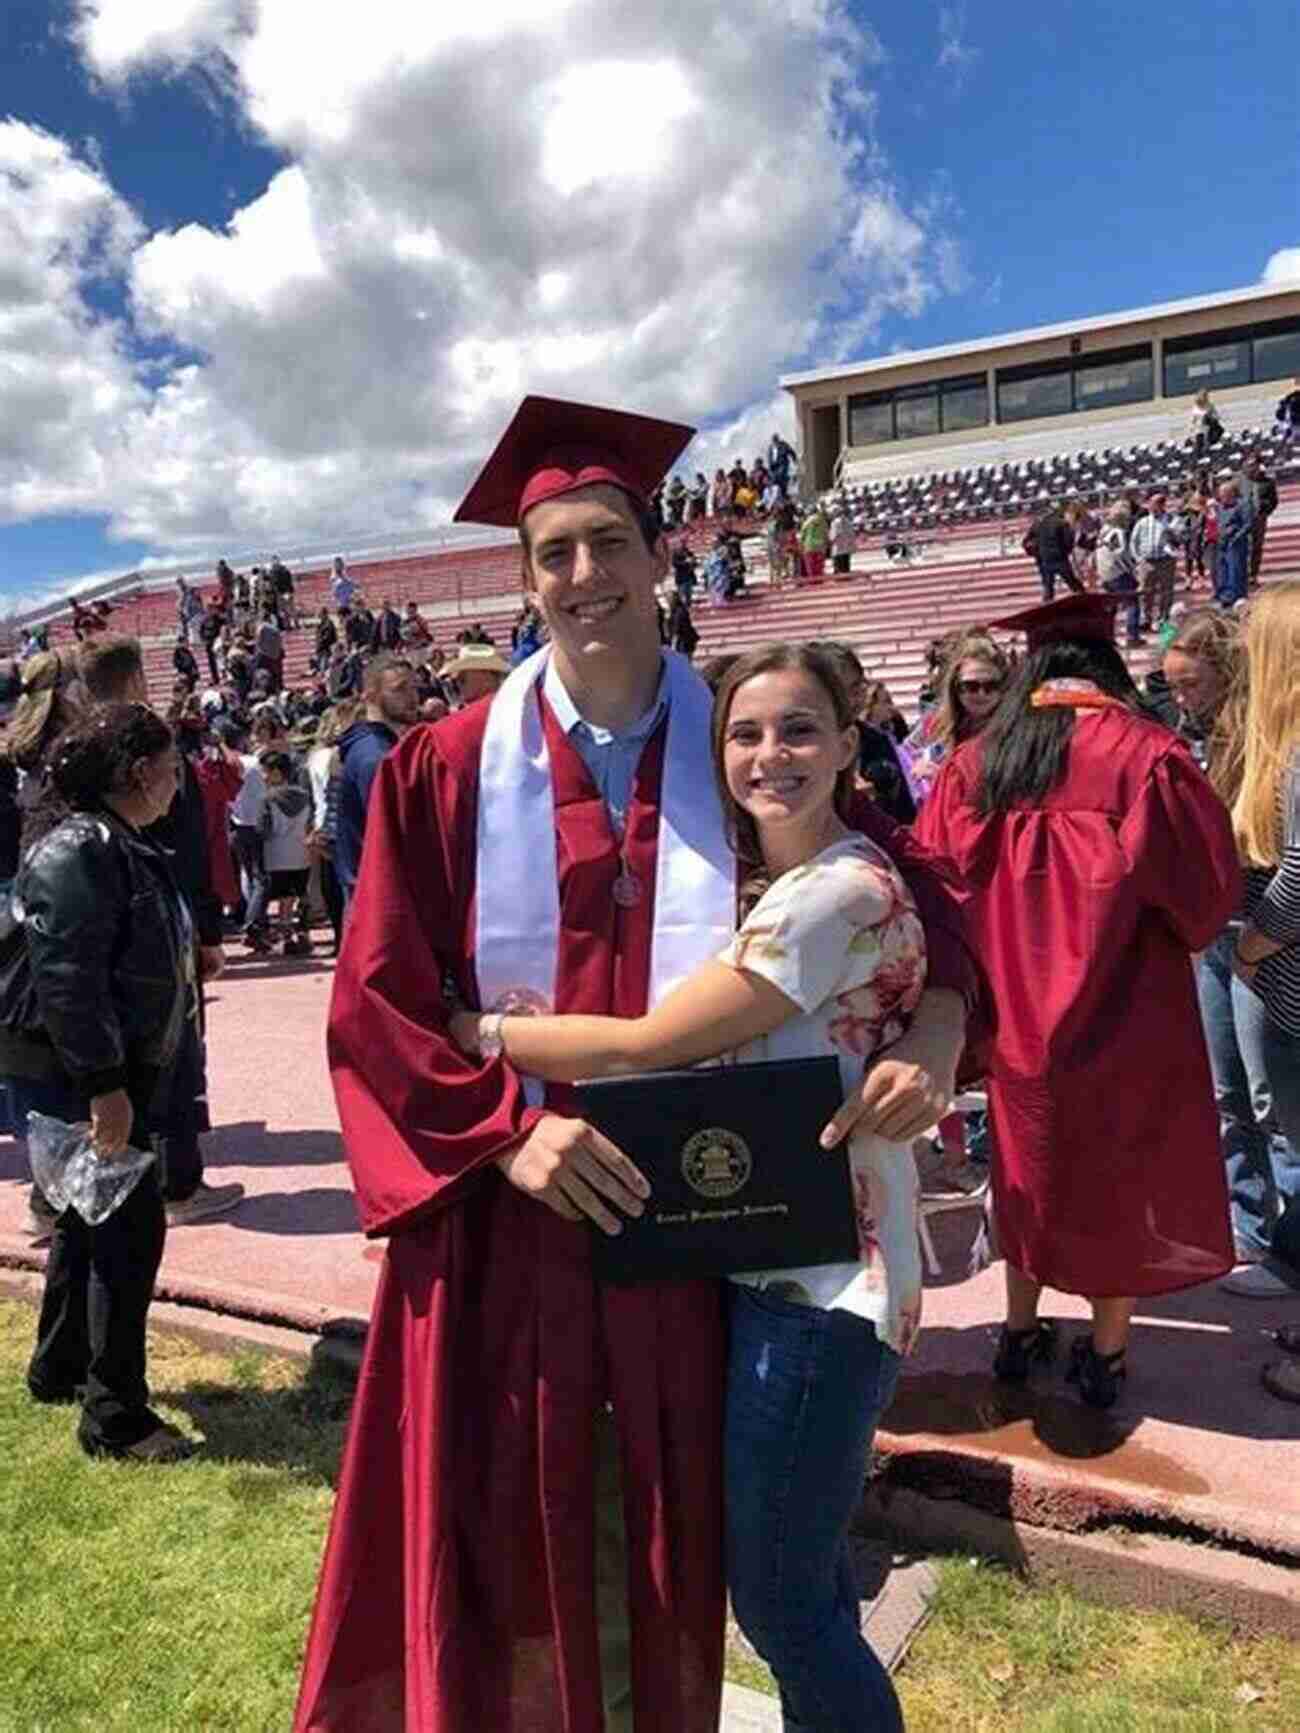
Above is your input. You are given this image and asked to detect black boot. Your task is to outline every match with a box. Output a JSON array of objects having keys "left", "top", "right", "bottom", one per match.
[
  {"left": 993, "top": 1319, "right": 1058, "bottom": 1383},
  {"left": 1065, "top": 1334, "right": 1127, "bottom": 1409}
]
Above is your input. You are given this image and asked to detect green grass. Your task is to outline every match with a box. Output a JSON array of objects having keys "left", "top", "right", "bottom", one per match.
[
  {"left": 1, "top": 1297, "right": 1297, "bottom": 1732},
  {"left": 0, "top": 1299, "right": 349, "bottom": 1733}
]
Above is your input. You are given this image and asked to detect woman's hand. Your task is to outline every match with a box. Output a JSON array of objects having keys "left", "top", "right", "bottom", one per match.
[
  {"left": 90, "top": 1089, "right": 134, "bottom": 1160},
  {"left": 820, "top": 988, "right": 962, "bottom": 1147},
  {"left": 450, "top": 1010, "right": 484, "bottom": 1055}
]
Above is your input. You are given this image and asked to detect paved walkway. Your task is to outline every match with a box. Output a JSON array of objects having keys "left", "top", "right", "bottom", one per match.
[{"left": 1, "top": 950, "right": 1297, "bottom": 1565}]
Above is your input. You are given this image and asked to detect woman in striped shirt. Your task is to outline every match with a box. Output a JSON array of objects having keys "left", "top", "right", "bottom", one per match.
[{"left": 1218, "top": 586, "right": 1300, "bottom": 1382}]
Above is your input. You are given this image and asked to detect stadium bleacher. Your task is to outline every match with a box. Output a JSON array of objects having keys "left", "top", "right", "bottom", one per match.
[{"left": 18, "top": 401, "right": 1300, "bottom": 720}]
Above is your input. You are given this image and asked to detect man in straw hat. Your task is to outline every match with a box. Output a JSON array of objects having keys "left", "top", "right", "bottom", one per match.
[
  {"left": 442, "top": 640, "right": 509, "bottom": 706},
  {"left": 295, "top": 396, "right": 978, "bottom": 1733}
]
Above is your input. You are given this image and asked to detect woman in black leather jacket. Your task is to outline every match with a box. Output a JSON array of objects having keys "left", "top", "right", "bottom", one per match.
[{"left": 2, "top": 704, "right": 196, "bottom": 1461}]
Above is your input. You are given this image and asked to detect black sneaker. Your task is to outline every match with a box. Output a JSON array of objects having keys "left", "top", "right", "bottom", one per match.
[{"left": 993, "top": 1319, "right": 1058, "bottom": 1383}]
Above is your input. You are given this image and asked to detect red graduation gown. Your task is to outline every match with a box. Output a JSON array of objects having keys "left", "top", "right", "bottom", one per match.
[
  {"left": 296, "top": 698, "right": 980, "bottom": 1733},
  {"left": 916, "top": 707, "right": 1240, "bottom": 1296}
]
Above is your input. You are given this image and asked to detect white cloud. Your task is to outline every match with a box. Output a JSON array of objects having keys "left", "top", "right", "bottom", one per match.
[
  {"left": 1262, "top": 246, "right": 1300, "bottom": 286},
  {"left": 937, "top": 5, "right": 979, "bottom": 90},
  {"left": 9, "top": 3, "right": 967, "bottom": 566},
  {"left": 0, "top": 122, "right": 146, "bottom": 522}
]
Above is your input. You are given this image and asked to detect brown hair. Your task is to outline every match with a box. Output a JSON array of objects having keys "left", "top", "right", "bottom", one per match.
[
  {"left": 78, "top": 633, "right": 145, "bottom": 702},
  {"left": 710, "top": 642, "right": 857, "bottom": 915},
  {"left": 1165, "top": 608, "right": 1245, "bottom": 806},
  {"left": 931, "top": 630, "right": 1010, "bottom": 753},
  {"left": 363, "top": 652, "right": 412, "bottom": 698}
]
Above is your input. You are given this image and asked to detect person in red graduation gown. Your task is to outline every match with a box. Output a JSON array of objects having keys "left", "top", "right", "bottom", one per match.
[
  {"left": 915, "top": 593, "right": 1240, "bottom": 1409},
  {"left": 294, "top": 397, "right": 978, "bottom": 1733}
]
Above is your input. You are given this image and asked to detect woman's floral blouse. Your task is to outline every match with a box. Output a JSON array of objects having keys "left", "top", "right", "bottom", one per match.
[{"left": 720, "top": 835, "right": 927, "bottom": 1355}]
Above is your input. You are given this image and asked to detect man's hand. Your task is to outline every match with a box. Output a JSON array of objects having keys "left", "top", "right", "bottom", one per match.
[
  {"left": 199, "top": 945, "right": 225, "bottom": 982},
  {"left": 820, "top": 988, "right": 963, "bottom": 1147},
  {"left": 90, "top": 1089, "right": 134, "bottom": 1159},
  {"left": 496, "top": 1114, "right": 649, "bottom": 1236}
]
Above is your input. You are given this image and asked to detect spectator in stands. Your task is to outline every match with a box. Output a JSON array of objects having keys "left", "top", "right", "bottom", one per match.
[
  {"left": 666, "top": 590, "right": 699, "bottom": 660},
  {"left": 312, "top": 607, "right": 338, "bottom": 672},
  {"left": 671, "top": 543, "right": 698, "bottom": 605},
  {"left": 400, "top": 600, "right": 432, "bottom": 651},
  {"left": 1214, "top": 479, "right": 1250, "bottom": 608},
  {"left": 225, "top": 631, "right": 253, "bottom": 705},
  {"left": 510, "top": 602, "right": 545, "bottom": 666},
  {"left": 1181, "top": 486, "right": 1208, "bottom": 586},
  {"left": 79, "top": 636, "right": 243, "bottom": 1226},
  {"left": 5, "top": 704, "right": 200, "bottom": 1461},
  {"left": 335, "top": 654, "right": 419, "bottom": 904},
  {"left": 254, "top": 608, "right": 285, "bottom": 693},
  {"left": 175, "top": 576, "right": 203, "bottom": 645},
  {"left": 1032, "top": 501, "right": 1082, "bottom": 602},
  {"left": 1067, "top": 499, "right": 1099, "bottom": 586},
  {"left": 1131, "top": 489, "right": 1181, "bottom": 634},
  {"left": 444, "top": 643, "right": 509, "bottom": 706},
  {"left": 197, "top": 598, "right": 224, "bottom": 685},
  {"left": 918, "top": 593, "right": 1238, "bottom": 1408},
  {"left": 767, "top": 430, "right": 796, "bottom": 496},
  {"left": 269, "top": 556, "right": 297, "bottom": 629},
  {"left": 1218, "top": 586, "right": 1300, "bottom": 1348},
  {"left": 829, "top": 503, "right": 856, "bottom": 578},
  {"left": 173, "top": 634, "right": 200, "bottom": 688},
  {"left": 798, "top": 502, "right": 829, "bottom": 580},
  {"left": 1191, "top": 389, "right": 1223, "bottom": 465},
  {"left": 688, "top": 471, "right": 709, "bottom": 520},
  {"left": 232, "top": 569, "right": 252, "bottom": 630},
  {"left": 732, "top": 473, "right": 757, "bottom": 519},
  {"left": 666, "top": 475, "right": 687, "bottom": 527},
  {"left": 215, "top": 558, "right": 235, "bottom": 605},
  {"left": 330, "top": 556, "right": 357, "bottom": 611},
  {"left": 373, "top": 597, "right": 400, "bottom": 651},
  {"left": 328, "top": 644, "right": 363, "bottom": 702},
  {"left": 1096, "top": 502, "right": 1142, "bottom": 646},
  {"left": 1238, "top": 453, "right": 1278, "bottom": 583},
  {"left": 856, "top": 678, "right": 916, "bottom": 826},
  {"left": 1274, "top": 377, "right": 1300, "bottom": 447},
  {"left": 710, "top": 467, "right": 732, "bottom": 517}
]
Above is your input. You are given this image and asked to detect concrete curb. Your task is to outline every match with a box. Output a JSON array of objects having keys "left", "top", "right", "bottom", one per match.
[{"left": 860, "top": 1483, "right": 1300, "bottom": 1639}]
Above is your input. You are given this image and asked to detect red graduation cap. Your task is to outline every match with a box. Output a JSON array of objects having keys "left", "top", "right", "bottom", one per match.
[
  {"left": 453, "top": 395, "right": 695, "bottom": 529},
  {"left": 991, "top": 592, "right": 1121, "bottom": 652}
]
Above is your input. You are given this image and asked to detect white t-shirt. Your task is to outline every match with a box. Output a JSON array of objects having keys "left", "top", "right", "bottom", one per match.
[{"left": 720, "top": 835, "right": 928, "bottom": 1357}]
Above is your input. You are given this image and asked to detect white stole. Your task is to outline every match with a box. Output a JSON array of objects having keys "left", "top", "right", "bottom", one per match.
[{"left": 475, "top": 647, "right": 734, "bottom": 1104}]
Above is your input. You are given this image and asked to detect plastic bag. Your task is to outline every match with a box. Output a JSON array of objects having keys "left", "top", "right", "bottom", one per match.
[{"left": 26, "top": 1111, "right": 157, "bottom": 1226}]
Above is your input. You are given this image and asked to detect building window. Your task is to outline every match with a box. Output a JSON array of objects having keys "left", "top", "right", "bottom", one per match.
[
  {"left": 1164, "top": 334, "right": 1251, "bottom": 397},
  {"left": 894, "top": 385, "right": 940, "bottom": 440},
  {"left": 848, "top": 392, "right": 894, "bottom": 446},
  {"left": 1254, "top": 327, "right": 1300, "bottom": 385},
  {"left": 941, "top": 377, "right": 989, "bottom": 431},
  {"left": 996, "top": 362, "right": 1073, "bottom": 423},
  {"left": 1072, "top": 348, "right": 1153, "bottom": 411}
]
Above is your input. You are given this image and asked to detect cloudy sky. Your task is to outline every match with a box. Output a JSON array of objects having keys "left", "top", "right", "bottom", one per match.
[{"left": 0, "top": 0, "right": 1296, "bottom": 602}]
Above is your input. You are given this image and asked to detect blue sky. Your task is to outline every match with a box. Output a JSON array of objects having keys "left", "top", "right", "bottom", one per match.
[{"left": 0, "top": 0, "right": 1295, "bottom": 606}]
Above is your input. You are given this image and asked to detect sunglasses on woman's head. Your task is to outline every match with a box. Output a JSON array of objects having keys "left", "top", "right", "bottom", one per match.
[{"left": 957, "top": 679, "right": 1003, "bottom": 696}]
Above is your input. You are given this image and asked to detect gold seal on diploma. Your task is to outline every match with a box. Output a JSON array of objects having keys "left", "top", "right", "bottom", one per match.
[{"left": 681, "top": 1128, "right": 753, "bottom": 1200}]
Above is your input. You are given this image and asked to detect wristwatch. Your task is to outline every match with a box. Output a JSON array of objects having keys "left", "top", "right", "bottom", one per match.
[{"left": 479, "top": 1012, "right": 506, "bottom": 1060}]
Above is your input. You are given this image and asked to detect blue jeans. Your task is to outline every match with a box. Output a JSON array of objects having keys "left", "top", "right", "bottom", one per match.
[
  {"left": 1196, "top": 931, "right": 1300, "bottom": 1254},
  {"left": 726, "top": 1285, "right": 903, "bottom": 1733},
  {"left": 1102, "top": 571, "right": 1140, "bottom": 641},
  {"left": 1215, "top": 540, "right": 1248, "bottom": 606}
]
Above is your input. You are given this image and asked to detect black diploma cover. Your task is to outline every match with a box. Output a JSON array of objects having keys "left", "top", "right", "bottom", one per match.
[{"left": 577, "top": 1056, "right": 857, "bottom": 1285}]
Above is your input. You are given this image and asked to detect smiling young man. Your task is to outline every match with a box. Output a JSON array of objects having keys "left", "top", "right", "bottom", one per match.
[{"left": 296, "top": 397, "right": 976, "bottom": 1733}]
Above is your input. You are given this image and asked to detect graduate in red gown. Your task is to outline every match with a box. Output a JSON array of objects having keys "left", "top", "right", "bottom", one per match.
[
  {"left": 295, "top": 397, "right": 977, "bottom": 1733},
  {"left": 916, "top": 594, "right": 1240, "bottom": 1408}
]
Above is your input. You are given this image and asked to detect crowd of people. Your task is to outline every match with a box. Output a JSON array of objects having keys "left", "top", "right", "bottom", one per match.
[{"left": 0, "top": 387, "right": 1296, "bottom": 1733}]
